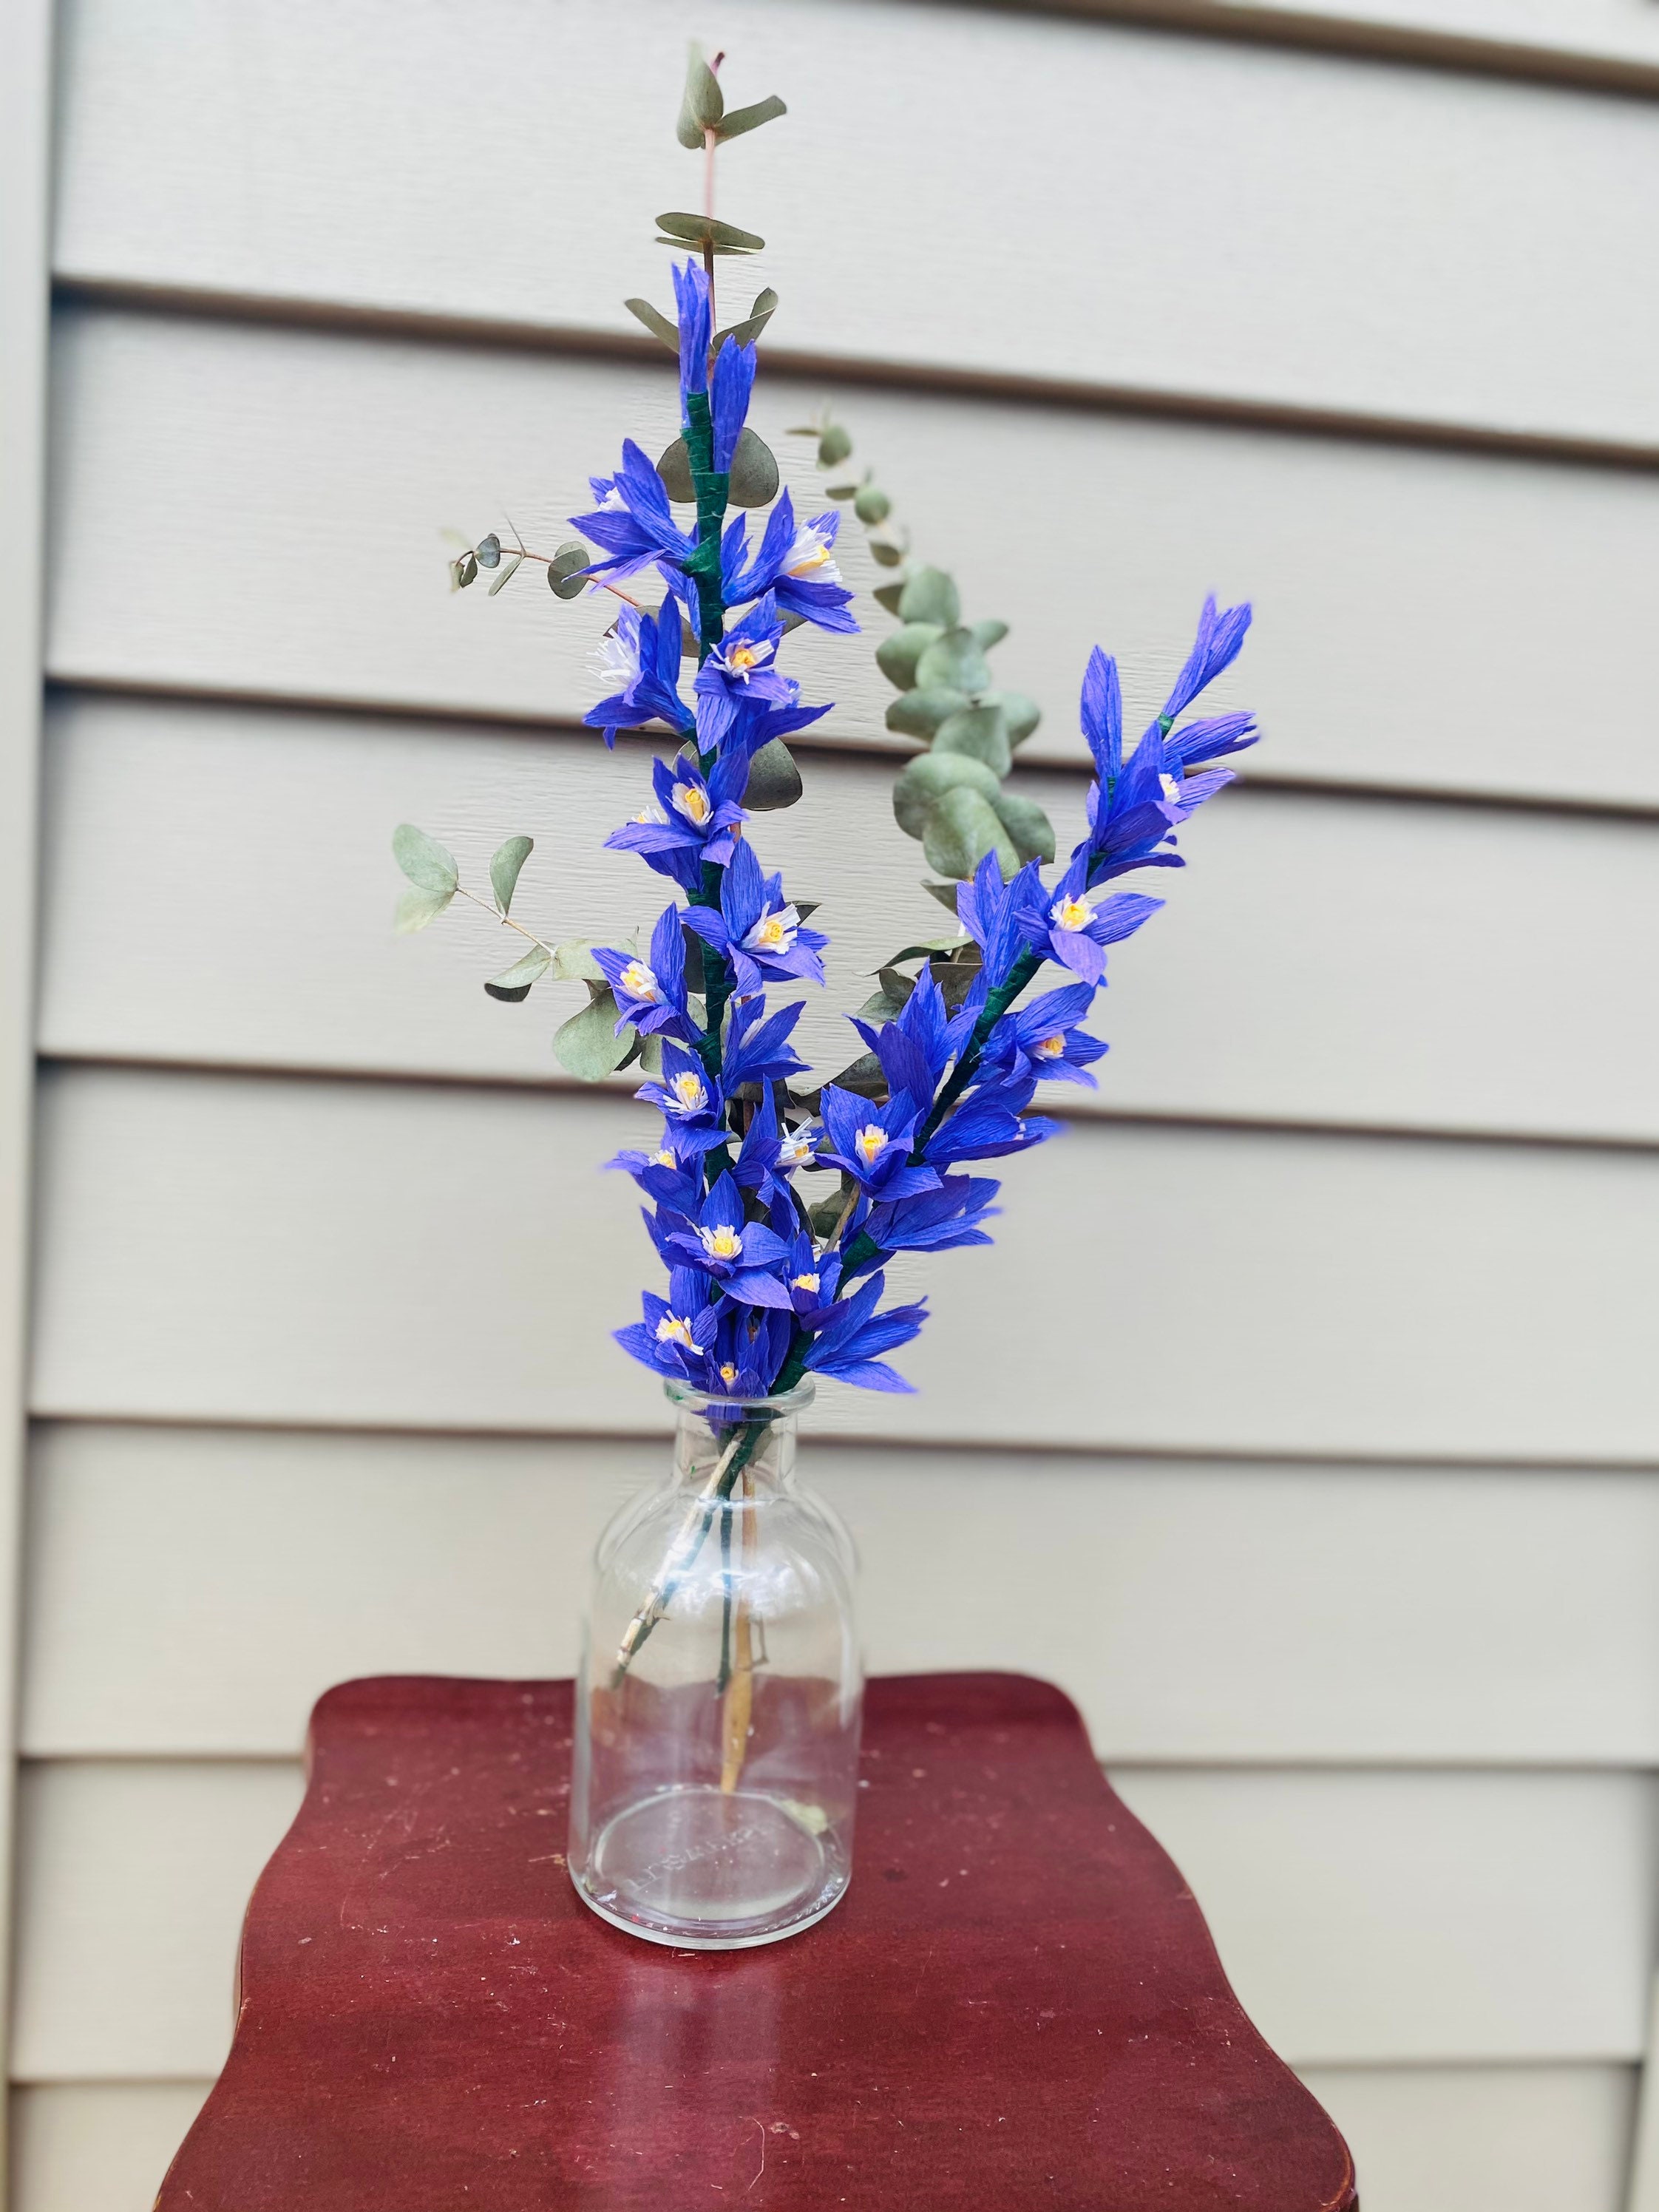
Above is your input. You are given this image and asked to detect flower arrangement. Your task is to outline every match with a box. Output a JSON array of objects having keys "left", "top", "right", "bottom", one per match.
[{"left": 396, "top": 44, "right": 1255, "bottom": 1435}]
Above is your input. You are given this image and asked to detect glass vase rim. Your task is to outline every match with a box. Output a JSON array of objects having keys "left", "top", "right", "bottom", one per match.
[{"left": 663, "top": 1377, "right": 817, "bottom": 1421}]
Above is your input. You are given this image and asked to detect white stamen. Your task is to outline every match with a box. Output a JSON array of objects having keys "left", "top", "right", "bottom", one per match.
[
  {"left": 744, "top": 903, "right": 800, "bottom": 957},
  {"left": 672, "top": 781, "right": 712, "bottom": 827},
  {"left": 619, "top": 959, "right": 661, "bottom": 1003},
  {"left": 698, "top": 1224, "right": 743, "bottom": 1261},
  {"left": 784, "top": 520, "right": 842, "bottom": 585},
  {"left": 855, "top": 1125, "right": 889, "bottom": 1168},
  {"left": 655, "top": 1313, "right": 696, "bottom": 1348},
  {"left": 1050, "top": 892, "right": 1093, "bottom": 934},
  {"left": 791, "top": 1270, "right": 821, "bottom": 1294},
  {"left": 1034, "top": 1032, "right": 1067, "bottom": 1060},
  {"left": 668, "top": 1071, "right": 708, "bottom": 1114}
]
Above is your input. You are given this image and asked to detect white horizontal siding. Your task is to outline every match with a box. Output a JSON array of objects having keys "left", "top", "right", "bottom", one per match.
[
  {"left": 30, "top": 1063, "right": 1659, "bottom": 1459},
  {"left": 1295, "top": 2065, "right": 1636, "bottom": 2212},
  {"left": 51, "top": 0, "right": 1659, "bottom": 449},
  {"left": 10, "top": 2083, "right": 211, "bottom": 2212},
  {"left": 11, "top": 1757, "right": 1649, "bottom": 2077},
  {"left": 24, "top": 1421, "right": 1659, "bottom": 1768},
  {"left": 46, "top": 307, "right": 1659, "bottom": 810},
  {"left": 10, "top": 2068, "right": 1635, "bottom": 2212},
  {"left": 38, "top": 691, "right": 1659, "bottom": 1146}
]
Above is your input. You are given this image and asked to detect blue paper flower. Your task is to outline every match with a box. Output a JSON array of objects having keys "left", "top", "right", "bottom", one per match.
[
  {"left": 1161, "top": 594, "right": 1252, "bottom": 723},
  {"left": 603, "top": 747, "right": 748, "bottom": 888},
  {"left": 634, "top": 1042, "right": 728, "bottom": 1156},
  {"left": 662, "top": 1170, "right": 795, "bottom": 1309},
  {"left": 583, "top": 603, "right": 693, "bottom": 744},
  {"left": 1021, "top": 853, "right": 1164, "bottom": 986},
  {"left": 691, "top": 596, "right": 795, "bottom": 750},
  {"left": 981, "top": 981, "right": 1107, "bottom": 1088},
  {"left": 671, "top": 259, "right": 712, "bottom": 404},
  {"left": 594, "top": 906, "right": 696, "bottom": 1038},
  {"left": 801, "top": 1271, "right": 929, "bottom": 1394},
  {"left": 569, "top": 440, "right": 695, "bottom": 582},
  {"left": 682, "top": 835, "right": 828, "bottom": 997},
  {"left": 725, "top": 490, "right": 859, "bottom": 634},
  {"left": 815, "top": 1085, "right": 939, "bottom": 1199}
]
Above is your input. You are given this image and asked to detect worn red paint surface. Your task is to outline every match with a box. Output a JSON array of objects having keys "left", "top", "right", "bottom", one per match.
[{"left": 159, "top": 1672, "right": 1357, "bottom": 2211}]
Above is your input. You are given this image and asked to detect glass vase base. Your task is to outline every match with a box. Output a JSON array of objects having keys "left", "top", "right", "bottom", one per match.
[{"left": 572, "top": 1785, "right": 850, "bottom": 1950}]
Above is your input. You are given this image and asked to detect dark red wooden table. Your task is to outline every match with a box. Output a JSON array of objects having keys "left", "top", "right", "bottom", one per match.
[{"left": 159, "top": 1672, "right": 1356, "bottom": 2210}]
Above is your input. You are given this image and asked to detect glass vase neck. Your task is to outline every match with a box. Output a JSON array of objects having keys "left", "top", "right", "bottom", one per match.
[{"left": 665, "top": 1379, "right": 815, "bottom": 1499}]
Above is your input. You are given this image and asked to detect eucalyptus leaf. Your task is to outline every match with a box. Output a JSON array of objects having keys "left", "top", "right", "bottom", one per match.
[
  {"left": 486, "top": 552, "right": 523, "bottom": 596},
  {"left": 876, "top": 966, "right": 919, "bottom": 1006},
  {"left": 916, "top": 628, "right": 993, "bottom": 698},
  {"left": 854, "top": 484, "right": 891, "bottom": 525},
  {"left": 990, "top": 788, "right": 1056, "bottom": 865},
  {"left": 892, "top": 750, "right": 1002, "bottom": 840},
  {"left": 923, "top": 880, "right": 965, "bottom": 915},
  {"left": 816, "top": 424, "right": 852, "bottom": 468},
  {"left": 727, "top": 427, "right": 780, "bottom": 507},
  {"left": 898, "top": 566, "right": 960, "bottom": 628},
  {"left": 676, "top": 44, "right": 725, "bottom": 146},
  {"left": 713, "top": 287, "right": 779, "bottom": 350},
  {"left": 657, "top": 434, "right": 693, "bottom": 503},
  {"left": 483, "top": 943, "right": 552, "bottom": 1002},
  {"left": 922, "top": 785, "right": 1019, "bottom": 881},
  {"left": 553, "top": 991, "right": 635, "bottom": 1082},
  {"left": 655, "top": 211, "right": 765, "bottom": 256},
  {"left": 868, "top": 536, "right": 905, "bottom": 569},
  {"left": 639, "top": 1032, "right": 664, "bottom": 1077},
  {"left": 985, "top": 689, "right": 1042, "bottom": 746},
  {"left": 549, "top": 939, "right": 607, "bottom": 983},
  {"left": 475, "top": 533, "right": 501, "bottom": 570},
  {"left": 394, "top": 884, "right": 455, "bottom": 935},
  {"left": 875, "top": 622, "right": 943, "bottom": 693},
  {"left": 885, "top": 686, "right": 969, "bottom": 740},
  {"left": 932, "top": 702, "right": 1013, "bottom": 778},
  {"left": 825, "top": 482, "right": 858, "bottom": 501},
  {"left": 716, "top": 93, "right": 787, "bottom": 140},
  {"left": 830, "top": 1051, "right": 889, "bottom": 1101},
  {"left": 971, "top": 617, "right": 1010, "bottom": 651},
  {"left": 489, "top": 835, "right": 534, "bottom": 915},
  {"left": 392, "top": 823, "right": 458, "bottom": 894},
  {"left": 548, "top": 541, "right": 591, "bottom": 600},
  {"left": 855, "top": 988, "right": 909, "bottom": 1022},
  {"left": 872, "top": 582, "right": 906, "bottom": 616},
  {"left": 809, "top": 1192, "right": 849, "bottom": 1238},
  {"left": 743, "top": 736, "right": 804, "bottom": 810},
  {"left": 934, "top": 950, "right": 987, "bottom": 1011},
  {"left": 454, "top": 552, "right": 478, "bottom": 589},
  {"left": 625, "top": 296, "right": 679, "bottom": 350}
]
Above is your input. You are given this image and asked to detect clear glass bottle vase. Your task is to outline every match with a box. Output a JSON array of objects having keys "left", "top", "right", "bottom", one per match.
[{"left": 569, "top": 1380, "right": 861, "bottom": 1949}]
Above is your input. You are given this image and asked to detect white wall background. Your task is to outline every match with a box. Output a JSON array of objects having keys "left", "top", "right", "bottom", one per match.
[{"left": 5, "top": 1, "right": 1659, "bottom": 2206}]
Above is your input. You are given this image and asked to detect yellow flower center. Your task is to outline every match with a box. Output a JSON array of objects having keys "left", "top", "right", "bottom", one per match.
[
  {"left": 620, "top": 959, "right": 660, "bottom": 1001},
  {"left": 1034, "top": 1032, "right": 1067, "bottom": 1059},
  {"left": 655, "top": 1314, "right": 696, "bottom": 1348},
  {"left": 1051, "top": 894, "right": 1093, "bottom": 933},
  {"left": 855, "top": 1125, "right": 889, "bottom": 1167},
  {"left": 670, "top": 1071, "right": 708, "bottom": 1112},
  {"left": 791, "top": 1271, "right": 820, "bottom": 1294},
  {"left": 725, "top": 642, "right": 765, "bottom": 676},
  {"left": 649, "top": 1148, "right": 676, "bottom": 1169},
  {"left": 672, "top": 781, "right": 711, "bottom": 826},
  {"left": 699, "top": 1224, "right": 743, "bottom": 1261},
  {"left": 751, "top": 909, "right": 794, "bottom": 952},
  {"left": 788, "top": 542, "right": 830, "bottom": 575},
  {"left": 719, "top": 1363, "right": 739, "bottom": 1386}
]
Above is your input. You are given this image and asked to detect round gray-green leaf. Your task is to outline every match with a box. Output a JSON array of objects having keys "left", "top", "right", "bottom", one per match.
[
  {"left": 548, "top": 542, "right": 591, "bottom": 600},
  {"left": 394, "top": 883, "right": 455, "bottom": 936},
  {"left": 483, "top": 943, "right": 552, "bottom": 1002},
  {"left": 657, "top": 435, "right": 693, "bottom": 503},
  {"left": 392, "top": 823, "right": 458, "bottom": 894},
  {"left": 971, "top": 617, "right": 1010, "bottom": 651},
  {"left": 727, "top": 428, "right": 780, "bottom": 507},
  {"left": 816, "top": 424, "right": 852, "bottom": 468},
  {"left": 549, "top": 940, "right": 607, "bottom": 983},
  {"left": 984, "top": 689, "right": 1042, "bottom": 746},
  {"left": 898, "top": 566, "right": 960, "bottom": 628},
  {"left": 854, "top": 484, "right": 891, "bottom": 525},
  {"left": 744, "top": 736, "right": 804, "bottom": 810},
  {"left": 655, "top": 211, "right": 764, "bottom": 256},
  {"left": 922, "top": 786, "right": 1019, "bottom": 882},
  {"left": 990, "top": 788, "right": 1056, "bottom": 864},
  {"left": 872, "top": 581, "right": 906, "bottom": 617},
  {"left": 868, "top": 536, "right": 905, "bottom": 569},
  {"left": 892, "top": 750, "right": 1001, "bottom": 840},
  {"left": 916, "top": 628, "right": 993, "bottom": 698},
  {"left": 489, "top": 835, "right": 534, "bottom": 915},
  {"left": 875, "top": 622, "right": 943, "bottom": 693},
  {"left": 886, "top": 686, "right": 970, "bottom": 740},
  {"left": 554, "top": 990, "right": 634, "bottom": 1082},
  {"left": 932, "top": 702, "right": 1012, "bottom": 778},
  {"left": 475, "top": 533, "right": 501, "bottom": 570}
]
